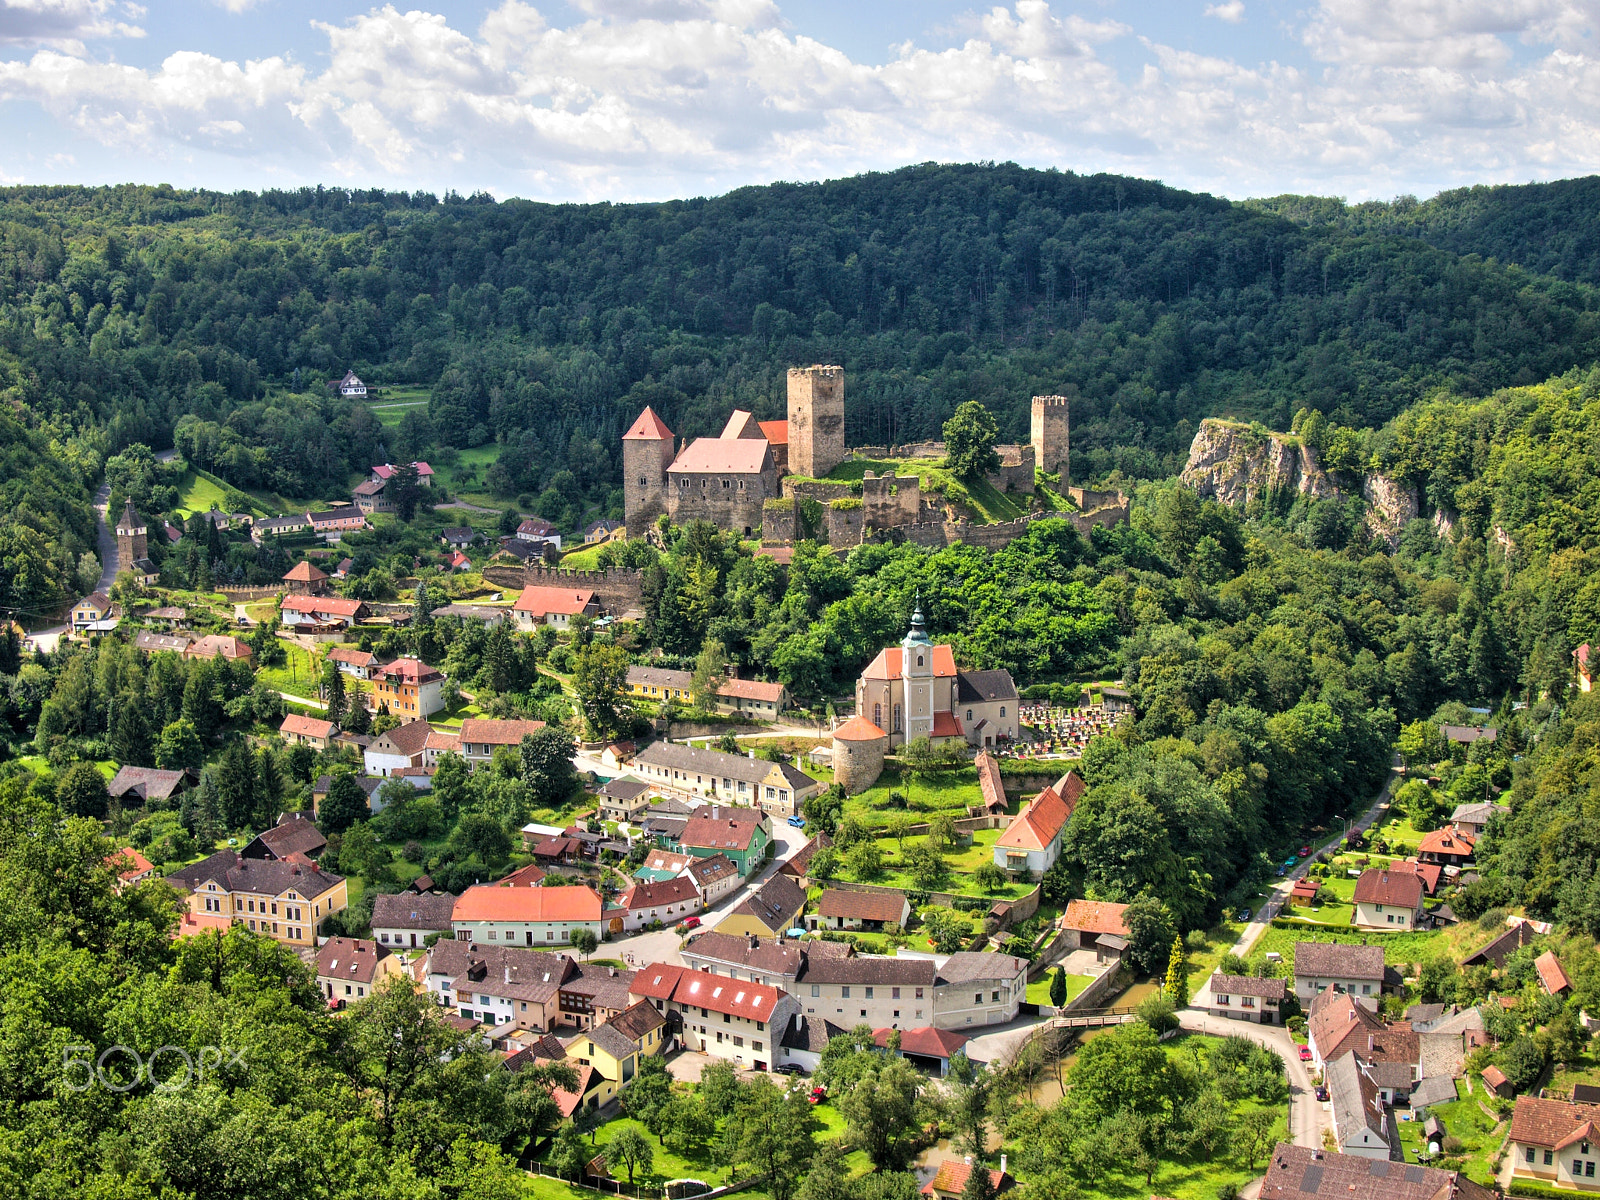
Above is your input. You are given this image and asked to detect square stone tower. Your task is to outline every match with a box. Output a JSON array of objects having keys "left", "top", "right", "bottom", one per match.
[
  {"left": 621, "top": 407, "right": 676, "bottom": 537},
  {"left": 787, "top": 365, "right": 845, "bottom": 479},
  {"left": 116, "top": 500, "right": 147, "bottom": 566},
  {"left": 1031, "top": 394, "right": 1070, "bottom": 481}
]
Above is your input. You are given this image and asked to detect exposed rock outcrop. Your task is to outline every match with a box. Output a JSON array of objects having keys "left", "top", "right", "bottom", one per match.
[
  {"left": 1362, "top": 473, "right": 1419, "bottom": 548},
  {"left": 1180, "top": 419, "right": 1340, "bottom": 506}
]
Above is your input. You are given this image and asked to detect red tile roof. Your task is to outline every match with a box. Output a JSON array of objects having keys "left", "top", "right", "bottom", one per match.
[
  {"left": 451, "top": 884, "right": 603, "bottom": 924},
  {"left": 997, "top": 784, "right": 1071, "bottom": 851},
  {"left": 669, "top": 436, "right": 771, "bottom": 474},
  {"left": 458, "top": 718, "right": 546, "bottom": 746},
  {"left": 1509, "top": 1095, "right": 1600, "bottom": 1146},
  {"left": 283, "top": 561, "right": 328, "bottom": 582},
  {"left": 513, "top": 585, "right": 597, "bottom": 616},
  {"left": 920, "top": 1161, "right": 1008, "bottom": 1197},
  {"left": 281, "top": 713, "right": 335, "bottom": 739},
  {"left": 631, "top": 961, "right": 787, "bottom": 1021},
  {"left": 758, "top": 420, "right": 788, "bottom": 445},
  {"left": 621, "top": 877, "right": 701, "bottom": 911},
  {"left": 931, "top": 710, "right": 964, "bottom": 739},
  {"left": 107, "top": 847, "right": 154, "bottom": 881},
  {"left": 281, "top": 594, "right": 366, "bottom": 617},
  {"left": 975, "top": 751, "right": 1007, "bottom": 812},
  {"left": 1417, "top": 827, "right": 1476, "bottom": 857},
  {"left": 623, "top": 407, "right": 674, "bottom": 441},
  {"left": 1061, "top": 899, "right": 1129, "bottom": 937},
  {"left": 816, "top": 889, "right": 907, "bottom": 922},
  {"left": 680, "top": 810, "right": 765, "bottom": 852},
  {"left": 875, "top": 1025, "right": 970, "bottom": 1059},
  {"left": 1536, "top": 951, "right": 1573, "bottom": 996},
  {"left": 327, "top": 645, "right": 377, "bottom": 667},
  {"left": 860, "top": 644, "right": 958, "bottom": 680},
  {"left": 1352, "top": 869, "right": 1425, "bottom": 909},
  {"left": 1388, "top": 859, "right": 1443, "bottom": 894},
  {"left": 374, "top": 657, "right": 444, "bottom": 684},
  {"left": 718, "top": 678, "right": 785, "bottom": 703},
  {"left": 833, "top": 715, "right": 888, "bottom": 742},
  {"left": 187, "top": 634, "right": 253, "bottom": 660}
]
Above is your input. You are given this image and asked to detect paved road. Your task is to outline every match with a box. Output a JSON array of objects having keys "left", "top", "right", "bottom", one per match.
[
  {"left": 92, "top": 476, "right": 118, "bottom": 593},
  {"left": 234, "top": 603, "right": 258, "bottom": 626},
  {"left": 1178, "top": 1009, "right": 1327, "bottom": 1149},
  {"left": 1224, "top": 757, "right": 1403, "bottom": 961}
]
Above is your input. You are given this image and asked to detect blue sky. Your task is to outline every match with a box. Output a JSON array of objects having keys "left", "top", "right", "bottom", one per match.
[{"left": 2, "top": 0, "right": 1598, "bottom": 203}]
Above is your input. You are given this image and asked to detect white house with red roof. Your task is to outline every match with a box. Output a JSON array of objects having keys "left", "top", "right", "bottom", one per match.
[
  {"left": 854, "top": 606, "right": 1017, "bottom": 748},
  {"left": 993, "top": 774, "right": 1078, "bottom": 875},
  {"left": 511, "top": 584, "right": 598, "bottom": 631},
  {"left": 280, "top": 594, "right": 369, "bottom": 627},
  {"left": 628, "top": 961, "right": 800, "bottom": 1072},
  {"left": 450, "top": 883, "right": 605, "bottom": 946}
]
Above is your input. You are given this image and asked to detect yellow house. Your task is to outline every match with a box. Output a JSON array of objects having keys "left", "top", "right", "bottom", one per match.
[
  {"left": 562, "top": 1001, "right": 668, "bottom": 1098},
  {"left": 165, "top": 850, "right": 348, "bottom": 948},
  {"left": 627, "top": 665, "right": 693, "bottom": 707},
  {"left": 70, "top": 591, "right": 114, "bottom": 630},
  {"left": 714, "top": 873, "right": 806, "bottom": 939}
]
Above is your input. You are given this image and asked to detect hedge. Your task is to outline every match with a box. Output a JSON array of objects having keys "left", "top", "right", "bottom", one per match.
[{"left": 1509, "top": 1181, "right": 1572, "bottom": 1199}]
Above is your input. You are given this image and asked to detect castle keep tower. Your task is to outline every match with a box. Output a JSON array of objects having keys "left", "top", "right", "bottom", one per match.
[
  {"left": 787, "top": 365, "right": 845, "bottom": 479},
  {"left": 115, "top": 500, "right": 147, "bottom": 566},
  {"left": 622, "top": 407, "right": 676, "bottom": 538},
  {"left": 1031, "top": 395, "right": 1070, "bottom": 481}
]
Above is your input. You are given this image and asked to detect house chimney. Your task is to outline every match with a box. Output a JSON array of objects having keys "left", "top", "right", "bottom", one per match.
[
  {"left": 1000, "top": 1155, "right": 1007, "bottom": 1176},
  {"left": 964, "top": 1156, "right": 972, "bottom": 1167}
]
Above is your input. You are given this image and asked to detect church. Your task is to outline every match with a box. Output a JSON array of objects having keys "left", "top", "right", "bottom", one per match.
[
  {"left": 854, "top": 605, "right": 1019, "bottom": 749},
  {"left": 623, "top": 364, "right": 844, "bottom": 537}
]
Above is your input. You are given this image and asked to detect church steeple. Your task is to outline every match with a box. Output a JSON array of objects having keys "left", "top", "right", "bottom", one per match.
[{"left": 900, "top": 592, "right": 934, "bottom": 740}]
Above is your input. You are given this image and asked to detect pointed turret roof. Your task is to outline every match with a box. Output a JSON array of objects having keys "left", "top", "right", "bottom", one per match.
[
  {"left": 118, "top": 500, "right": 143, "bottom": 529},
  {"left": 623, "top": 407, "right": 674, "bottom": 441}
]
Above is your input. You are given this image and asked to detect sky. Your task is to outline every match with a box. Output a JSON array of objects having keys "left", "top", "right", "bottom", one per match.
[{"left": 2, "top": 0, "right": 1600, "bottom": 204}]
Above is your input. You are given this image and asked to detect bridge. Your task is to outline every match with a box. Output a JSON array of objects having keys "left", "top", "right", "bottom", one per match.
[{"left": 1048, "top": 1006, "right": 1141, "bottom": 1030}]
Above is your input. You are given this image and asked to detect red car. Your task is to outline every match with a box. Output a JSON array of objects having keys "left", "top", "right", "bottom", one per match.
[
  {"left": 1298, "top": 1046, "right": 1312, "bottom": 1061},
  {"left": 1299, "top": 845, "right": 1312, "bottom": 857},
  {"left": 682, "top": 916, "right": 701, "bottom": 930},
  {"left": 809, "top": 1085, "right": 827, "bottom": 1104}
]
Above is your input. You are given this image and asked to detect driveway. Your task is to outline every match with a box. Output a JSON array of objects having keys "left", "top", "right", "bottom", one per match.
[{"left": 1178, "top": 1008, "right": 1326, "bottom": 1149}]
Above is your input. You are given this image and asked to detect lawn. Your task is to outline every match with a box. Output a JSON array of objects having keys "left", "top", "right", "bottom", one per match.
[
  {"left": 839, "top": 764, "right": 991, "bottom": 825},
  {"left": 1026, "top": 972, "right": 1094, "bottom": 1006},
  {"left": 1393, "top": 1077, "right": 1502, "bottom": 1183},
  {"left": 255, "top": 641, "right": 323, "bottom": 701},
  {"left": 804, "top": 457, "right": 1027, "bottom": 524},
  {"left": 1181, "top": 921, "right": 1248, "bottom": 984},
  {"left": 849, "top": 827, "right": 1033, "bottom": 901},
  {"left": 1250, "top": 924, "right": 1445, "bottom": 968},
  {"left": 558, "top": 544, "right": 608, "bottom": 570}
]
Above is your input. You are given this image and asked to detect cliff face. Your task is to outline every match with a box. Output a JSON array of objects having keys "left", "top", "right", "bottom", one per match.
[
  {"left": 1179, "top": 419, "right": 1341, "bottom": 506},
  {"left": 1181, "top": 418, "right": 1421, "bottom": 548}
]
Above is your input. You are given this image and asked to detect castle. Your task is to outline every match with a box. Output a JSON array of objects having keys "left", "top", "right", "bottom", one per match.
[
  {"left": 116, "top": 501, "right": 158, "bottom": 584},
  {"left": 621, "top": 366, "right": 1119, "bottom": 549}
]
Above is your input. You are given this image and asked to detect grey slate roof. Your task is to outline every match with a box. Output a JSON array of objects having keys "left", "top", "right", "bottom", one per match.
[
  {"left": 372, "top": 891, "right": 457, "bottom": 931},
  {"left": 935, "top": 952, "right": 1027, "bottom": 985}
]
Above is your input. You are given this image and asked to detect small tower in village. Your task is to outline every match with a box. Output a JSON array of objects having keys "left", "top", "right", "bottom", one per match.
[
  {"left": 899, "top": 599, "right": 935, "bottom": 743},
  {"left": 1031, "top": 394, "right": 1070, "bottom": 480},
  {"left": 622, "top": 406, "right": 676, "bottom": 538},
  {"left": 115, "top": 500, "right": 147, "bottom": 567},
  {"left": 787, "top": 365, "right": 845, "bottom": 479}
]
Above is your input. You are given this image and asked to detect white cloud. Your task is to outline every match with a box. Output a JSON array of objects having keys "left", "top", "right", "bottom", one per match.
[
  {"left": 211, "top": 0, "right": 266, "bottom": 12},
  {"left": 2, "top": 0, "right": 1600, "bottom": 200},
  {"left": 1204, "top": 1, "right": 1245, "bottom": 23},
  {"left": 0, "top": 0, "right": 143, "bottom": 49}
]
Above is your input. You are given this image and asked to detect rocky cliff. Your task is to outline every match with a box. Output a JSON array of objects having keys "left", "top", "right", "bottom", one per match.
[
  {"left": 1180, "top": 418, "right": 1421, "bottom": 548},
  {"left": 1179, "top": 419, "right": 1341, "bottom": 506}
]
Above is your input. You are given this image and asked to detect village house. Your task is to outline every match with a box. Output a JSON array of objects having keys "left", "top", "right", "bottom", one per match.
[
  {"left": 421, "top": 941, "right": 579, "bottom": 1030},
  {"left": 308, "top": 505, "right": 367, "bottom": 536},
  {"left": 683, "top": 853, "right": 742, "bottom": 905},
  {"left": 457, "top": 717, "right": 547, "bottom": 772},
  {"left": 511, "top": 584, "right": 597, "bottom": 631},
  {"left": 334, "top": 369, "right": 366, "bottom": 397},
  {"left": 1260, "top": 1144, "right": 1494, "bottom": 1200},
  {"left": 316, "top": 937, "right": 400, "bottom": 1008},
  {"left": 70, "top": 591, "right": 115, "bottom": 632},
  {"left": 241, "top": 812, "right": 327, "bottom": 861},
  {"left": 677, "top": 805, "right": 774, "bottom": 876},
  {"left": 930, "top": 952, "right": 1029, "bottom": 1030},
  {"left": 450, "top": 883, "right": 605, "bottom": 947},
  {"left": 597, "top": 777, "right": 653, "bottom": 824},
  {"left": 681, "top": 932, "right": 824, "bottom": 990},
  {"left": 1326, "top": 1052, "right": 1394, "bottom": 1159},
  {"left": 1451, "top": 802, "right": 1509, "bottom": 837},
  {"left": 562, "top": 1001, "right": 667, "bottom": 1095},
  {"left": 778, "top": 832, "right": 834, "bottom": 888},
  {"left": 614, "top": 877, "right": 703, "bottom": 933},
  {"left": 280, "top": 594, "right": 369, "bottom": 627},
  {"left": 135, "top": 631, "right": 192, "bottom": 654},
  {"left": 283, "top": 561, "right": 330, "bottom": 595},
  {"left": 371, "top": 891, "right": 458, "bottom": 950},
  {"left": 107, "top": 847, "right": 157, "bottom": 889},
  {"left": 1200, "top": 972, "right": 1288, "bottom": 1024},
  {"left": 253, "top": 513, "right": 311, "bottom": 539},
  {"left": 717, "top": 872, "right": 807, "bottom": 939},
  {"left": 107, "top": 765, "right": 189, "bottom": 806},
  {"left": 1510, "top": 1095, "right": 1600, "bottom": 1189},
  {"left": 430, "top": 603, "right": 508, "bottom": 625},
  {"left": 1293, "top": 941, "right": 1386, "bottom": 1002},
  {"left": 280, "top": 713, "right": 337, "bottom": 751},
  {"left": 810, "top": 889, "right": 911, "bottom": 933},
  {"left": 875, "top": 1026, "right": 978, "bottom": 1078},
  {"left": 993, "top": 774, "right": 1076, "bottom": 875},
  {"left": 855, "top": 607, "right": 1019, "bottom": 748},
  {"left": 165, "top": 850, "right": 347, "bottom": 946},
  {"left": 310, "top": 773, "right": 382, "bottom": 820},
  {"left": 1058, "top": 899, "right": 1130, "bottom": 965},
  {"left": 1352, "top": 869, "right": 1427, "bottom": 930},
  {"left": 583, "top": 519, "right": 623, "bottom": 544},
  {"left": 363, "top": 718, "right": 437, "bottom": 778},
  {"left": 515, "top": 516, "right": 561, "bottom": 547},
  {"left": 327, "top": 645, "right": 379, "bottom": 679},
  {"left": 367, "top": 657, "right": 447, "bottom": 718},
  {"left": 1537, "top": 951, "right": 1574, "bottom": 997},
  {"left": 143, "top": 605, "right": 187, "bottom": 627},
  {"left": 629, "top": 962, "right": 799, "bottom": 1073},
  {"left": 632, "top": 741, "right": 820, "bottom": 817},
  {"left": 1417, "top": 827, "right": 1476, "bottom": 867},
  {"left": 919, "top": 1160, "right": 1012, "bottom": 1200},
  {"left": 185, "top": 634, "right": 253, "bottom": 662}
]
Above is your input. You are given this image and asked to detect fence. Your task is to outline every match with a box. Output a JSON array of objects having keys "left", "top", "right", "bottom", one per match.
[{"left": 219, "top": 586, "right": 281, "bottom": 600}]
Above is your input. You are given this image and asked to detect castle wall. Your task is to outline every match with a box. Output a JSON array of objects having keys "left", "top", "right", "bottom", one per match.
[
  {"left": 826, "top": 502, "right": 864, "bottom": 547},
  {"left": 665, "top": 466, "right": 776, "bottom": 537},
  {"left": 762, "top": 499, "right": 796, "bottom": 545},
  {"left": 481, "top": 564, "right": 645, "bottom": 613},
  {"left": 860, "top": 472, "right": 923, "bottom": 528},
  {"left": 989, "top": 444, "right": 1036, "bottom": 494}
]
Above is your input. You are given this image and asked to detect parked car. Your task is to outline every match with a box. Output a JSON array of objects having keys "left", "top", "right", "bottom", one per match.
[
  {"left": 787, "top": 815, "right": 806, "bottom": 828},
  {"left": 773, "top": 1064, "right": 803, "bottom": 1075},
  {"left": 1298, "top": 1046, "right": 1312, "bottom": 1061},
  {"left": 1315, "top": 1085, "right": 1329, "bottom": 1101},
  {"left": 808, "top": 1085, "right": 827, "bottom": 1104},
  {"left": 1237, "top": 908, "right": 1252, "bottom": 923},
  {"left": 681, "top": 916, "right": 701, "bottom": 930},
  {"left": 1275, "top": 867, "right": 1287, "bottom": 877},
  {"left": 1284, "top": 856, "right": 1298, "bottom": 867},
  {"left": 1299, "top": 845, "right": 1312, "bottom": 857}
]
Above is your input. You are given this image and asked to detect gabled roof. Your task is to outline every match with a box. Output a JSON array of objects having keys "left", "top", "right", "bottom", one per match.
[
  {"left": 780, "top": 832, "right": 833, "bottom": 878},
  {"left": 816, "top": 889, "right": 906, "bottom": 922},
  {"left": 1511, "top": 1096, "right": 1600, "bottom": 1149},
  {"left": 683, "top": 931, "right": 807, "bottom": 977},
  {"left": 281, "top": 594, "right": 366, "bottom": 617},
  {"left": 975, "top": 751, "right": 1007, "bottom": 812},
  {"left": 281, "top": 713, "right": 335, "bottom": 739},
  {"left": 107, "top": 765, "right": 187, "bottom": 801},
  {"left": 107, "top": 847, "right": 155, "bottom": 881},
  {"left": 1461, "top": 918, "right": 1538, "bottom": 967},
  {"left": 512, "top": 585, "right": 596, "bottom": 616},
  {"left": 76, "top": 590, "right": 111, "bottom": 610},
  {"left": 1294, "top": 941, "right": 1385, "bottom": 981},
  {"left": 607, "top": 1000, "right": 667, "bottom": 1044},
  {"left": 1417, "top": 827, "right": 1475, "bottom": 857},
  {"left": 996, "top": 783, "right": 1072, "bottom": 851},
  {"left": 719, "top": 410, "right": 764, "bottom": 440},
  {"left": 135, "top": 631, "right": 191, "bottom": 653},
  {"left": 623, "top": 407, "right": 674, "bottom": 441},
  {"left": 1536, "top": 950, "right": 1573, "bottom": 995},
  {"left": 452, "top": 884, "right": 603, "bottom": 924},
  {"left": 920, "top": 1161, "right": 1008, "bottom": 1197},
  {"left": 684, "top": 853, "right": 739, "bottom": 886},
  {"left": 458, "top": 718, "right": 546, "bottom": 746},
  {"left": 631, "top": 961, "right": 788, "bottom": 1021},
  {"left": 187, "top": 634, "right": 252, "bottom": 660},
  {"left": 1208, "top": 972, "right": 1287, "bottom": 1000},
  {"left": 878, "top": 1025, "right": 970, "bottom": 1059},
  {"left": 861, "top": 643, "right": 958, "bottom": 680},
  {"left": 316, "top": 937, "right": 390, "bottom": 985},
  {"left": 166, "top": 849, "right": 344, "bottom": 901},
  {"left": 247, "top": 813, "right": 327, "bottom": 860},
  {"left": 622, "top": 877, "right": 701, "bottom": 911},
  {"left": 1061, "top": 899, "right": 1129, "bottom": 937},
  {"left": 725, "top": 873, "right": 806, "bottom": 932},
  {"left": 1259, "top": 1143, "right": 1494, "bottom": 1200},
  {"left": 1352, "top": 869, "right": 1425, "bottom": 909},
  {"left": 757, "top": 420, "right": 788, "bottom": 445},
  {"left": 718, "top": 678, "right": 786, "bottom": 703},
  {"left": 373, "top": 657, "right": 445, "bottom": 685},
  {"left": 956, "top": 669, "right": 1018, "bottom": 703},
  {"left": 935, "top": 952, "right": 1026, "bottom": 985},
  {"left": 370, "top": 717, "right": 436, "bottom": 758},
  {"left": 327, "top": 645, "right": 378, "bottom": 667},
  {"left": 681, "top": 809, "right": 767, "bottom": 852},
  {"left": 371, "top": 891, "right": 457, "bottom": 930},
  {"left": 668, "top": 436, "right": 771, "bottom": 475},
  {"left": 283, "top": 561, "right": 328, "bottom": 583}
]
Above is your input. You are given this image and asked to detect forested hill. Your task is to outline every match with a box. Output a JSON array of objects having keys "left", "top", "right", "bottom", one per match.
[
  {"left": 5, "top": 163, "right": 1600, "bottom": 504},
  {"left": 1249, "top": 175, "right": 1600, "bottom": 287}
]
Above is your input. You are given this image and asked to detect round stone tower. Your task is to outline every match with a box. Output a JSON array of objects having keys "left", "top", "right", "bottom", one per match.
[{"left": 832, "top": 715, "right": 889, "bottom": 795}]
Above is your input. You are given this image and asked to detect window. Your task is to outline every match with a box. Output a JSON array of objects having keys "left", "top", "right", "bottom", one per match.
[
  {"left": 974, "top": 993, "right": 983, "bottom": 1005},
  {"left": 865, "top": 987, "right": 874, "bottom": 1000},
  {"left": 841, "top": 987, "right": 850, "bottom": 998},
  {"left": 811, "top": 985, "right": 820, "bottom": 997},
  {"left": 1526, "top": 1149, "right": 1536, "bottom": 1164},
  {"left": 1546, "top": 1151, "right": 1555, "bottom": 1166},
  {"left": 992, "top": 990, "right": 1001, "bottom": 1002},
  {"left": 915, "top": 988, "right": 924, "bottom": 999},
  {"left": 892, "top": 987, "right": 901, "bottom": 1000},
  {"left": 1000, "top": 706, "right": 1006, "bottom": 717}
]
